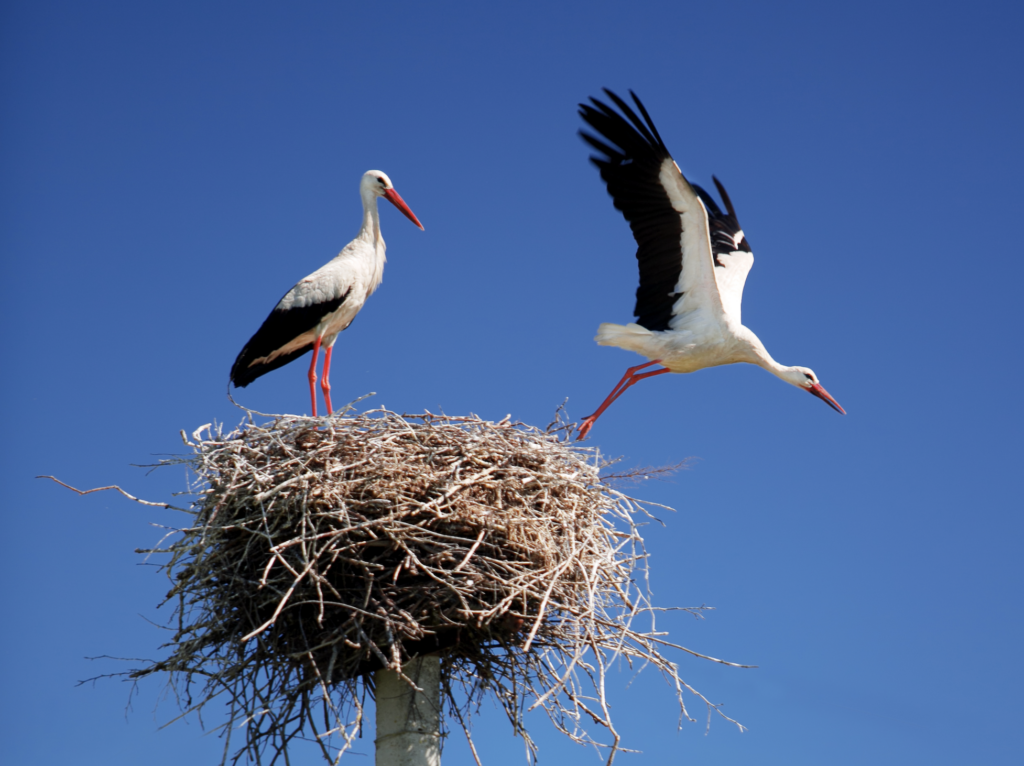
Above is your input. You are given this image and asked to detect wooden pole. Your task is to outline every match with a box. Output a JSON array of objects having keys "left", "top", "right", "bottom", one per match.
[{"left": 374, "top": 656, "right": 441, "bottom": 766}]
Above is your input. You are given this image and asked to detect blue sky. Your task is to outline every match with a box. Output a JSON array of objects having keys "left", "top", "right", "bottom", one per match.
[{"left": 3, "top": 1, "right": 1022, "bottom": 764}]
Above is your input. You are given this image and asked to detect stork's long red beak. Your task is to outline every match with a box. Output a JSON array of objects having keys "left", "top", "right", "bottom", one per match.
[
  {"left": 809, "top": 383, "right": 846, "bottom": 414},
  {"left": 383, "top": 188, "right": 424, "bottom": 230}
]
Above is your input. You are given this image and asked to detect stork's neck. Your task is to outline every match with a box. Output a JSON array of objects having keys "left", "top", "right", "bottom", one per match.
[
  {"left": 739, "top": 329, "right": 807, "bottom": 389},
  {"left": 358, "top": 189, "right": 383, "bottom": 246},
  {"left": 754, "top": 350, "right": 809, "bottom": 389}
]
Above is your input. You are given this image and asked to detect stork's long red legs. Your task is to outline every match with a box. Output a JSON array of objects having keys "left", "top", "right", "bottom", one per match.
[
  {"left": 304, "top": 337, "right": 336, "bottom": 417},
  {"left": 577, "top": 360, "right": 670, "bottom": 440}
]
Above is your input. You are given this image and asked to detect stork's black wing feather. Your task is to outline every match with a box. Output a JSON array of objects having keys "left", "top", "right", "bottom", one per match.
[
  {"left": 229, "top": 289, "right": 350, "bottom": 388},
  {"left": 694, "top": 178, "right": 750, "bottom": 268},
  {"left": 579, "top": 89, "right": 683, "bottom": 332}
]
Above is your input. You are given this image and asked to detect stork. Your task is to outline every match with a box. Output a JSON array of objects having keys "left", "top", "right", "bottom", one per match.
[
  {"left": 230, "top": 170, "right": 423, "bottom": 416},
  {"left": 576, "top": 90, "right": 844, "bottom": 440}
]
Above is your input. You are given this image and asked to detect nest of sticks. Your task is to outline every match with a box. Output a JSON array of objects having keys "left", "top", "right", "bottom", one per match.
[{"left": 79, "top": 403, "right": 746, "bottom": 764}]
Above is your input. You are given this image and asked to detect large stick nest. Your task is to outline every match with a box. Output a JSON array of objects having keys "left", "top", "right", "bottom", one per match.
[{"left": 97, "top": 404, "right": 745, "bottom": 764}]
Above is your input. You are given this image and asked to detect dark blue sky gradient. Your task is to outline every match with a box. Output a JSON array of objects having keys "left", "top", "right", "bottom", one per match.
[{"left": 3, "top": 1, "right": 1022, "bottom": 764}]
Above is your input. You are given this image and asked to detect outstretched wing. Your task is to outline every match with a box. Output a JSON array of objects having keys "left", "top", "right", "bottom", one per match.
[
  {"left": 579, "top": 89, "right": 724, "bottom": 331},
  {"left": 230, "top": 279, "right": 352, "bottom": 388},
  {"left": 693, "top": 177, "right": 753, "bottom": 324}
]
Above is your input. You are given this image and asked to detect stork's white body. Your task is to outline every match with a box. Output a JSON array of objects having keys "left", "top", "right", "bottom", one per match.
[
  {"left": 254, "top": 205, "right": 387, "bottom": 366},
  {"left": 577, "top": 91, "right": 843, "bottom": 438},
  {"left": 597, "top": 319, "right": 762, "bottom": 374},
  {"left": 230, "top": 171, "right": 423, "bottom": 416}
]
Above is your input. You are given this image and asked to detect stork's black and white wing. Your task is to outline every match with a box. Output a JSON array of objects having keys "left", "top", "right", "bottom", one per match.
[
  {"left": 230, "top": 274, "right": 352, "bottom": 388},
  {"left": 694, "top": 177, "right": 754, "bottom": 324},
  {"left": 579, "top": 90, "right": 752, "bottom": 328}
]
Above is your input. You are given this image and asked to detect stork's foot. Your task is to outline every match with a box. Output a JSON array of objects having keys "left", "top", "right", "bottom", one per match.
[{"left": 576, "top": 415, "right": 599, "bottom": 441}]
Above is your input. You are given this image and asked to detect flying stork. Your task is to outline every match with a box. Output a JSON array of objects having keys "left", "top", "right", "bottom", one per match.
[
  {"left": 230, "top": 170, "right": 423, "bottom": 416},
  {"left": 576, "top": 90, "right": 844, "bottom": 440}
]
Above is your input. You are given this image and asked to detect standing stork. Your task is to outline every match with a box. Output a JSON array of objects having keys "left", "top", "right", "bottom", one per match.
[
  {"left": 230, "top": 170, "right": 423, "bottom": 416},
  {"left": 576, "top": 90, "right": 844, "bottom": 440}
]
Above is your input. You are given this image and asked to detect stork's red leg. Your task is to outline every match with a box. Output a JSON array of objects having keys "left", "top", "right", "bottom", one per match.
[
  {"left": 583, "top": 360, "right": 660, "bottom": 420},
  {"left": 320, "top": 345, "right": 334, "bottom": 415},
  {"left": 577, "top": 361, "right": 669, "bottom": 441},
  {"left": 597, "top": 360, "right": 660, "bottom": 404},
  {"left": 307, "top": 337, "right": 322, "bottom": 417}
]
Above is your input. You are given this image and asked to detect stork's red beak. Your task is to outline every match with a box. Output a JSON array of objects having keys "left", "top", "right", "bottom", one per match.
[
  {"left": 382, "top": 188, "right": 424, "bottom": 230},
  {"left": 808, "top": 383, "right": 846, "bottom": 414}
]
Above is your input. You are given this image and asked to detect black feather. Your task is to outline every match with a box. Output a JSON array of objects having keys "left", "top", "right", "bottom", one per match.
[
  {"left": 230, "top": 289, "right": 350, "bottom": 388},
  {"left": 579, "top": 90, "right": 683, "bottom": 332},
  {"left": 695, "top": 178, "right": 749, "bottom": 267}
]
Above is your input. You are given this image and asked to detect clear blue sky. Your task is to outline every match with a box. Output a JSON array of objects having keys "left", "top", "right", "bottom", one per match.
[{"left": 3, "top": 1, "right": 1022, "bottom": 764}]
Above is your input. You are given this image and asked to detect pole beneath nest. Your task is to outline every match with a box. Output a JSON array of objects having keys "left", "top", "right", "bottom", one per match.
[{"left": 375, "top": 656, "right": 441, "bottom": 766}]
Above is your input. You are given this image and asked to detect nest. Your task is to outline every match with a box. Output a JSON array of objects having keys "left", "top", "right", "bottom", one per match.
[{"left": 65, "top": 403, "right": 746, "bottom": 764}]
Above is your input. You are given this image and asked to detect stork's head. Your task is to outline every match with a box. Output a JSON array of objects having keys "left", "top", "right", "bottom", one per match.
[
  {"left": 785, "top": 366, "right": 846, "bottom": 414},
  {"left": 362, "top": 170, "right": 424, "bottom": 230}
]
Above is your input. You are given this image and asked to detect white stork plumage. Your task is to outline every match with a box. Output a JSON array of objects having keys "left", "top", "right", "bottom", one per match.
[
  {"left": 576, "top": 90, "right": 844, "bottom": 440},
  {"left": 230, "top": 170, "right": 423, "bottom": 416}
]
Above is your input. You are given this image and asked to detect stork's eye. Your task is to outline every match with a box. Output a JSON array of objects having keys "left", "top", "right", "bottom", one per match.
[
  {"left": 804, "top": 372, "right": 814, "bottom": 380},
  {"left": 377, "top": 177, "right": 386, "bottom": 185}
]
